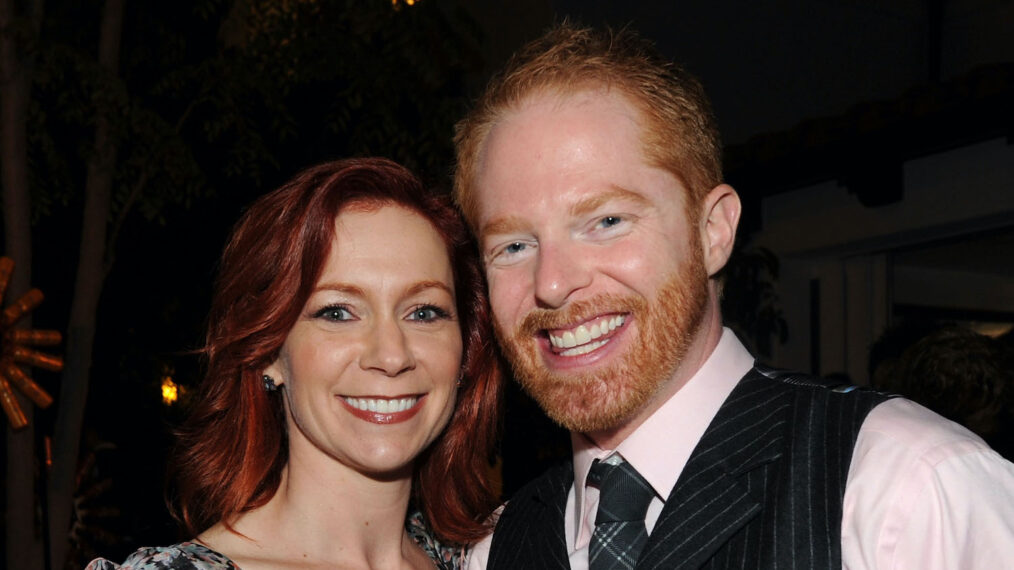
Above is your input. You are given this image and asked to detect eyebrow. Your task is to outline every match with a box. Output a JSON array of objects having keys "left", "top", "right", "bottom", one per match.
[
  {"left": 405, "top": 280, "right": 454, "bottom": 298},
  {"left": 313, "top": 280, "right": 453, "bottom": 298},
  {"left": 480, "top": 216, "right": 528, "bottom": 240},
  {"left": 479, "top": 186, "right": 651, "bottom": 240},
  {"left": 313, "top": 283, "right": 365, "bottom": 296},
  {"left": 569, "top": 186, "right": 650, "bottom": 217}
]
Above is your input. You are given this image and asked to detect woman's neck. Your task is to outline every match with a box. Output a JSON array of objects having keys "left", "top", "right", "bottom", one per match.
[{"left": 199, "top": 451, "right": 428, "bottom": 569}]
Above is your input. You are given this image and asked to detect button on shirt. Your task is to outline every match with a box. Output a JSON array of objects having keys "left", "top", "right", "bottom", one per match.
[{"left": 467, "top": 328, "right": 1014, "bottom": 569}]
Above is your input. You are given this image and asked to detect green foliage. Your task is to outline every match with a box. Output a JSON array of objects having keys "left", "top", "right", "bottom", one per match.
[
  {"left": 27, "top": 0, "right": 481, "bottom": 230},
  {"left": 28, "top": 32, "right": 205, "bottom": 226},
  {"left": 231, "top": 0, "right": 478, "bottom": 174}
]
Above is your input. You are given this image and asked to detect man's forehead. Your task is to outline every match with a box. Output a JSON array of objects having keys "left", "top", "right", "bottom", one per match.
[
  {"left": 470, "top": 87, "right": 690, "bottom": 239},
  {"left": 475, "top": 88, "right": 653, "bottom": 174},
  {"left": 474, "top": 90, "right": 644, "bottom": 181},
  {"left": 502, "top": 86, "right": 642, "bottom": 133}
]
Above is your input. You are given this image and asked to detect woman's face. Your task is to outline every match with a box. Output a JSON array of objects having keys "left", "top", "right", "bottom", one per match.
[{"left": 267, "top": 204, "right": 462, "bottom": 478}]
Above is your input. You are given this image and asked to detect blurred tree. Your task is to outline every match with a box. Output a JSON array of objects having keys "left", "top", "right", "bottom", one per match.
[
  {"left": 2, "top": 0, "right": 45, "bottom": 568},
  {"left": 721, "top": 243, "right": 788, "bottom": 360},
  {"left": 44, "top": 1, "right": 128, "bottom": 567},
  {"left": 5, "top": 0, "right": 482, "bottom": 566}
]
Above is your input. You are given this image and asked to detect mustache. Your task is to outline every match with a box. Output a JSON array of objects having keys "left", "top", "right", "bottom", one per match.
[{"left": 516, "top": 294, "right": 645, "bottom": 337}]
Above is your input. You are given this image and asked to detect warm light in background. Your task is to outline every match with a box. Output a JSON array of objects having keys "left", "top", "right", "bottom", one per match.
[
  {"left": 161, "top": 376, "right": 179, "bottom": 406},
  {"left": 391, "top": 0, "right": 418, "bottom": 6}
]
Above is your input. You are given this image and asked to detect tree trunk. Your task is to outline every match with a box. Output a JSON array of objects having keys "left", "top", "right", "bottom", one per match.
[
  {"left": 2, "top": 0, "right": 46, "bottom": 567},
  {"left": 47, "top": 0, "right": 124, "bottom": 566}
]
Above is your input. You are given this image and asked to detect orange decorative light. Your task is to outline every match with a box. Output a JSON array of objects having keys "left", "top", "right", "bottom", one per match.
[
  {"left": 0, "top": 257, "right": 62, "bottom": 430},
  {"left": 161, "top": 376, "right": 179, "bottom": 406}
]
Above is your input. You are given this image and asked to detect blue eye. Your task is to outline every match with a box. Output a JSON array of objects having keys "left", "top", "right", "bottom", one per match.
[
  {"left": 486, "top": 239, "right": 536, "bottom": 266},
  {"left": 408, "top": 305, "right": 451, "bottom": 322},
  {"left": 598, "top": 216, "right": 622, "bottom": 228},
  {"left": 504, "top": 242, "right": 528, "bottom": 255},
  {"left": 314, "top": 305, "right": 353, "bottom": 321}
]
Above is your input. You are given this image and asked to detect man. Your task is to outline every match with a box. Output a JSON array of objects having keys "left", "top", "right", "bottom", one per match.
[{"left": 454, "top": 23, "right": 1014, "bottom": 569}]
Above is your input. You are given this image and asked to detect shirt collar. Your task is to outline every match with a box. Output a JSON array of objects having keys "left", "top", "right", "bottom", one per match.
[{"left": 570, "top": 327, "right": 755, "bottom": 540}]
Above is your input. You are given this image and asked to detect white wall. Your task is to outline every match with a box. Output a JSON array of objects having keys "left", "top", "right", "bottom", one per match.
[{"left": 754, "top": 137, "right": 1014, "bottom": 383}]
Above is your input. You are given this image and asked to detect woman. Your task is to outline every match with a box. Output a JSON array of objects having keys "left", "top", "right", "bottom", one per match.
[{"left": 88, "top": 158, "right": 502, "bottom": 569}]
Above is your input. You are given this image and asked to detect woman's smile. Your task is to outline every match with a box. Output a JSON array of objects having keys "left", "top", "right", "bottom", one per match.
[{"left": 339, "top": 393, "right": 426, "bottom": 424}]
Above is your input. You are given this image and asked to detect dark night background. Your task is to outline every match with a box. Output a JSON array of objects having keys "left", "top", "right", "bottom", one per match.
[{"left": 3, "top": 0, "right": 1012, "bottom": 567}]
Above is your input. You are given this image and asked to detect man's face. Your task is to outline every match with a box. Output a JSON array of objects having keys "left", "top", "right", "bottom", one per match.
[{"left": 472, "top": 89, "right": 712, "bottom": 440}]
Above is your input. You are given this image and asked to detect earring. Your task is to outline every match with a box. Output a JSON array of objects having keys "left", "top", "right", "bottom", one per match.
[
  {"left": 456, "top": 376, "right": 463, "bottom": 388},
  {"left": 262, "top": 374, "right": 278, "bottom": 392}
]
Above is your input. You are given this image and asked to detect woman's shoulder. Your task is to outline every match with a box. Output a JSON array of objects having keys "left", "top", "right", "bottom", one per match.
[
  {"left": 406, "top": 510, "right": 465, "bottom": 570},
  {"left": 86, "top": 541, "right": 240, "bottom": 570}
]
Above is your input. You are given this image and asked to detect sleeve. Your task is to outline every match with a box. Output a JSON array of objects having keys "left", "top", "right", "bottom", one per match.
[
  {"left": 842, "top": 399, "right": 1014, "bottom": 569},
  {"left": 85, "top": 548, "right": 168, "bottom": 569},
  {"left": 887, "top": 450, "right": 1014, "bottom": 568},
  {"left": 463, "top": 502, "right": 504, "bottom": 570},
  {"left": 464, "top": 533, "right": 493, "bottom": 570},
  {"left": 85, "top": 559, "right": 121, "bottom": 570},
  {"left": 85, "top": 543, "right": 236, "bottom": 570}
]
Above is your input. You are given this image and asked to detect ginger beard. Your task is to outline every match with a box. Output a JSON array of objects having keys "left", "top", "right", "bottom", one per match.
[{"left": 494, "top": 238, "right": 710, "bottom": 433}]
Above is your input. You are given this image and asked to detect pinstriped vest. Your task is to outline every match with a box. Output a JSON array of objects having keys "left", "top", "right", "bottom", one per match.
[{"left": 486, "top": 366, "right": 891, "bottom": 569}]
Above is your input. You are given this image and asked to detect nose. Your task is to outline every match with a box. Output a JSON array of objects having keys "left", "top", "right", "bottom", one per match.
[
  {"left": 533, "top": 241, "right": 591, "bottom": 309},
  {"left": 360, "top": 318, "right": 416, "bottom": 377}
]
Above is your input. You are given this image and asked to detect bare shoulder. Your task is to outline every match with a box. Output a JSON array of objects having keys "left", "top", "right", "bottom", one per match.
[{"left": 195, "top": 522, "right": 269, "bottom": 568}]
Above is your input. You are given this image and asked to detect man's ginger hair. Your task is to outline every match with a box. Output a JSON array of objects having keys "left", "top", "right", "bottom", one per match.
[{"left": 453, "top": 22, "right": 723, "bottom": 230}]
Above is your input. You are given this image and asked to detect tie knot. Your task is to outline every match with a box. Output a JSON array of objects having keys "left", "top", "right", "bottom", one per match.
[{"left": 589, "top": 459, "right": 655, "bottom": 524}]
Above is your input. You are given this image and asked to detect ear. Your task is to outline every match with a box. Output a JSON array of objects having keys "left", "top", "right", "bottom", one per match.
[
  {"left": 263, "top": 358, "right": 286, "bottom": 388},
  {"left": 700, "top": 184, "right": 741, "bottom": 277}
]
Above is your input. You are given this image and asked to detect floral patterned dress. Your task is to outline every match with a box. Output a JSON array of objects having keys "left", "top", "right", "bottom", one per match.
[{"left": 86, "top": 512, "right": 462, "bottom": 569}]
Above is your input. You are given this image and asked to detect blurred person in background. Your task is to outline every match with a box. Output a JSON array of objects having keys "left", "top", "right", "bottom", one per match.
[{"left": 873, "top": 325, "right": 1014, "bottom": 461}]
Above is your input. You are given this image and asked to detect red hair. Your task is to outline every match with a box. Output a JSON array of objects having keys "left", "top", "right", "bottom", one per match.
[
  {"left": 171, "top": 158, "right": 502, "bottom": 544},
  {"left": 454, "top": 23, "right": 721, "bottom": 230}
]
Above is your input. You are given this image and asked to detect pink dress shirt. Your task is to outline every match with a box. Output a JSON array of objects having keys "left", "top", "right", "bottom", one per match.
[{"left": 468, "top": 328, "right": 1014, "bottom": 569}]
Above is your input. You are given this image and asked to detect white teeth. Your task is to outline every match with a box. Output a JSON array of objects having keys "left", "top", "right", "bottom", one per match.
[
  {"left": 560, "top": 339, "right": 608, "bottom": 356},
  {"left": 562, "top": 331, "right": 576, "bottom": 348},
  {"left": 548, "top": 315, "right": 626, "bottom": 351},
  {"left": 343, "top": 396, "right": 419, "bottom": 413}
]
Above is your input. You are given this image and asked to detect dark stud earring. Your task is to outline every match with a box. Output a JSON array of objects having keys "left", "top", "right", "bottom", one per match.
[{"left": 262, "top": 374, "right": 278, "bottom": 392}]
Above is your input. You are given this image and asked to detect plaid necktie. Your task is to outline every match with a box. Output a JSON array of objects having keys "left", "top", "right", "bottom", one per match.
[{"left": 588, "top": 459, "right": 655, "bottom": 570}]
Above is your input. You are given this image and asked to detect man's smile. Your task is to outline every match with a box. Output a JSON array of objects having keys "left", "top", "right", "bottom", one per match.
[{"left": 547, "top": 314, "right": 628, "bottom": 356}]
